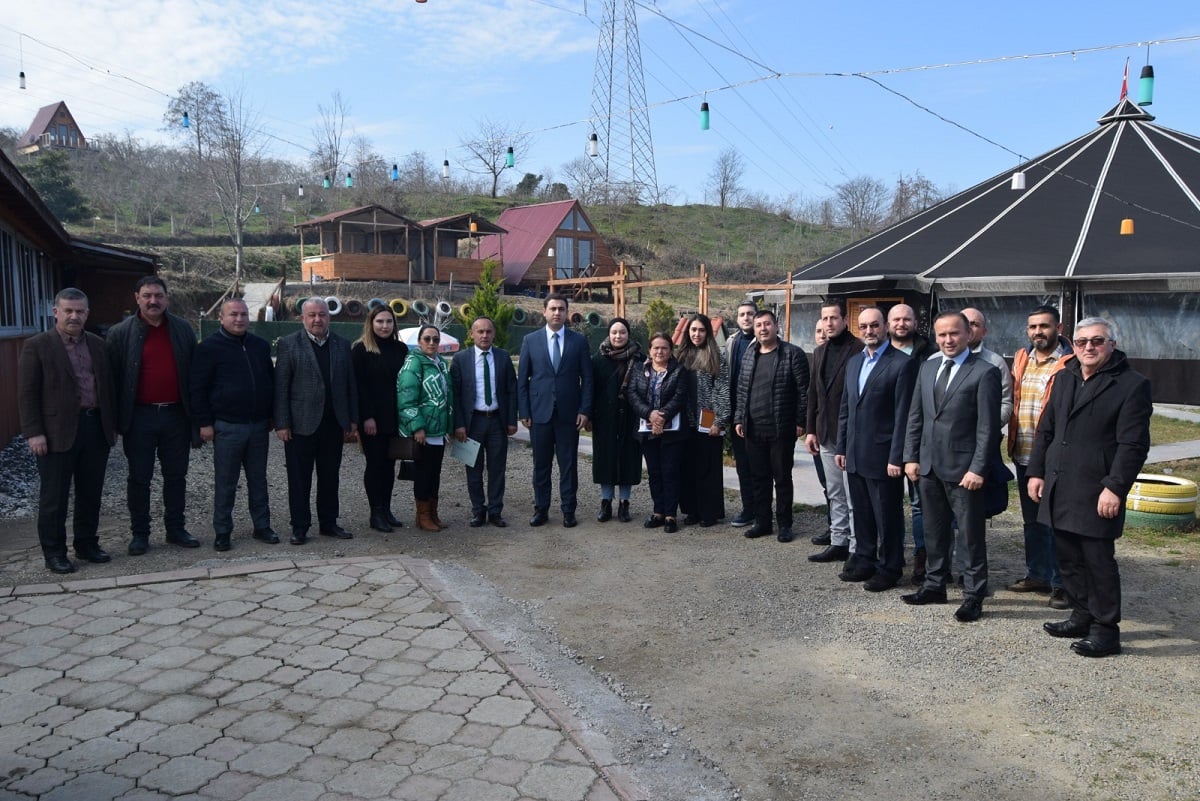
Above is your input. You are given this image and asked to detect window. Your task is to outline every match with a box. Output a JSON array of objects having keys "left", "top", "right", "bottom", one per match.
[{"left": 0, "top": 226, "right": 53, "bottom": 335}]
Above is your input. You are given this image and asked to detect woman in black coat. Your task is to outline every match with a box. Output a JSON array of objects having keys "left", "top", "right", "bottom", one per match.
[
  {"left": 676, "top": 313, "right": 730, "bottom": 527},
  {"left": 351, "top": 305, "right": 409, "bottom": 532},
  {"left": 590, "top": 318, "right": 644, "bottom": 523},
  {"left": 627, "top": 332, "right": 691, "bottom": 533}
]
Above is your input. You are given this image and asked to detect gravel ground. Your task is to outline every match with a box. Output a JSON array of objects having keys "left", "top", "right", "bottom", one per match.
[{"left": 1, "top": 434, "right": 1198, "bottom": 800}]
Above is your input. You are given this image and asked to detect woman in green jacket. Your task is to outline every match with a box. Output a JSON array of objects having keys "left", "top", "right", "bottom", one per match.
[{"left": 397, "top": 324, "right": 454, "bottom": 532}]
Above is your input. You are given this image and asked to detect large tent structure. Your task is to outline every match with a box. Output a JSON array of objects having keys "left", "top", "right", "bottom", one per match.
[{"left": 788, "top": 96, "right": 1200, "bottom": 402}]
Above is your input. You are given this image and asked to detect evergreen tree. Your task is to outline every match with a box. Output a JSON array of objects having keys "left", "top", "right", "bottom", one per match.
[
  {"left": 457, "top": 259, "right": 515, "bottom": 348},
  {"left": 23, "top": 150, "right": 90, "bottom": 223}
]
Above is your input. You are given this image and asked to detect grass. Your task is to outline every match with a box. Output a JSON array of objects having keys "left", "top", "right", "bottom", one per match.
[{"left": 1150, "top": 414, "right": 1200, "bottom": 445}]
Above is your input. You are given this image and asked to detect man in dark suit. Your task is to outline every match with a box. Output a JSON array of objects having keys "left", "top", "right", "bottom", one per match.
[
  {"left": 274, "top": 298, "right": 358, "bottom": 544},
  {"left": 902, "top": 311, "right": 1001, "bottom": 622},
  {"left": 517, "top": 293, "right": 594, "bottom": 527},
  {"left": 452, "top": 316, "right": 518, "bottom": 528},
  {"left": 19, "top": 288, "right": 118, "bottom": 574},
  {"left": 836, "top": 306, "right": 918, "bottom": 591},
  {"left": 1027, "top": 317, "right": 1151, "bottom": 658},
  {"left": 806, "top": 300, "right": 860, "bottom": 562}
]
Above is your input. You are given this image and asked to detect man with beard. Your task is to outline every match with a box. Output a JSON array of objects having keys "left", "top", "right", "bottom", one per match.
[
  {"left": 1007, "top": 305, "right": 1073, "bottom": 608},
  {"left": 1027, "top": 317, "right": 1150, "bottom": 657},
  {"left": 724, "top": 300, "right": 758, "bottom": 527},
  {"left": 835, "top": 307, "right": 917, "bottom": 590},
  {"left": 806, "top": 300, "right": 860, "bottom": 561}
]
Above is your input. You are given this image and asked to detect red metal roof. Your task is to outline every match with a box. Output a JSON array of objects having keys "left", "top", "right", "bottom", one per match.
[
  {"left": 474, "top": 199, "right": 581, "bottom": 284},
  {"left": 20, "top": 101, "right": 70, "bottom": 146}
]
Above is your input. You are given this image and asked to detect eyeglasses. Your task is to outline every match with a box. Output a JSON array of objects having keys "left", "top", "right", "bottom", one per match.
[
  {"left": 1073, "top": 336, "right": 1110, "bottom": 349},
  {"left": 420, "top": 336, "right": 441, "bottom": 343}
]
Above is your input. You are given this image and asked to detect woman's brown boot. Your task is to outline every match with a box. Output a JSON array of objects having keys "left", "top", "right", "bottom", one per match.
[{"left": 415, "top": 500, "right": 440, "bottom": 532}]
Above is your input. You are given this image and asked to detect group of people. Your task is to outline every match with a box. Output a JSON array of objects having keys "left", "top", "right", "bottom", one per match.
[{"left": 794, "top": 299, "right": 1150, "bottom": 657}]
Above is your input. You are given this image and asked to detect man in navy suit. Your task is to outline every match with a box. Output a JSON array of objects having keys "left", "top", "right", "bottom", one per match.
[
  {"left": 902, "top": 311, "right": 1001, "bottom": 622},
  {"left": 518, "top": 294, "right": 594, "bottom": 527},
  {"left": 835, "top": 307, "right": 918, "bottom": 591},
  {"left": 452, "top": 316, "right": 518, "bottom": 528}
]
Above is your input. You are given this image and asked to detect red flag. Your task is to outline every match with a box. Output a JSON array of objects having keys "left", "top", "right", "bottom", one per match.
[{"left": 1120, "top": 57, "right": 1130, "bottom": 100}]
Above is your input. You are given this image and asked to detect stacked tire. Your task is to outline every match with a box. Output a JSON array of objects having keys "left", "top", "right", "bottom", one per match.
[{"left": 1125, "top": 474, "right": 1198, "bottom": 530}]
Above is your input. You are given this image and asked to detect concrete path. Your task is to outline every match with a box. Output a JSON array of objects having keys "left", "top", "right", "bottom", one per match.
[{"left": 0, "top": 557, "right": 638, "bottom": 801}]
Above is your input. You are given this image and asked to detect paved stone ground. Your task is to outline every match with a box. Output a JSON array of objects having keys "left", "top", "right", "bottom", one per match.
[{"left": 0, "top": 557, "right": 641, "bottom": 801}]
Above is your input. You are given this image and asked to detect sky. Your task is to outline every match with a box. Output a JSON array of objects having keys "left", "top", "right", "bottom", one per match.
[{"left": 1, "top": 0, "right": 1197, "bottom": 207}]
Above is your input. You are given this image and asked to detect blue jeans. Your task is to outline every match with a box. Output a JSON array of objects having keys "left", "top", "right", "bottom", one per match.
[
  {"left": 1016, "top": 463, "right": 1061, "bottom": 587},
  {"left": 906, "top": 477, "right": 925, "bottom": 551},
  {"left": 212, "top": 419, "right": 272, "bottom": 536}
]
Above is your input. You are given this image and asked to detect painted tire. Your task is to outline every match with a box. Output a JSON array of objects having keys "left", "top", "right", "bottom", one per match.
[
  {"left": 1125, "top": 496, "right": 1198, "bottom": 515},
  {"left": 389, "top": 298, "right": 408, "bottom": 317},
  {"left": 586, "top": 311, "right": 604, "bottom": 327},
  {"left": 1130, "top": 474, "right": 1199, "bottom": 499},
  {"left": 368, "top": 298, "right": 387, "bottom": 310},
  {"left": 436, "top": 300, "right": 453, "bottom": 317},
  {"left": 1124, "top": 509, "right": 1197, "bottom": 530},
  {"left": 412, "top": 299, "right": 431, "bottom": 317},
  {"left": 459, "top": 303, "right": 472, "bottom": 319},
  {"left": 570, "top": 312, "right": 584, "bottom": 324},
  {"left": 344, "top": 299, "right": 364, "bottom": 318},
  {"left": 511, "top": 307, "right": 527, "bottom": 324},
  {"left": 293, "top": 296, "right": 308, "bottom": 313},
  {"left": 325, "top": 296, "right": 342, "bottom": 316}
]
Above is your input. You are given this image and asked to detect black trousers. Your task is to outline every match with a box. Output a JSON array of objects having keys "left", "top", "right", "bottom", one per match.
[
  {"left": 642, "top": 436, "right": 684, "bottom": 517},
  {"left": 847, "top": 472, "right": 906, "bottom": 578},
  {"left": 360, "top": 431, "right": 397, "bottom": 512},
  {"left": 1054, "top": 529, "right": 1121, "bottom": 634},
  {"left": 465, "top": 414, "right": 508, "bottom": 515},
  {"left": 123, "top": 404, "right": 190, "bottom": 538},
  {"left": 730, "top": 432, "right": 754, "bottom": 516},
  {"left": 680, "top": 432, "right": 725, "bottom": 523},
  {"left": 531, "top": 409, "right": 580, "bottom": 513},
  {"left": 747, "top": 436, "right": 797, "bottom": 530},
  {"left": 413, "top": 442, "right": 446, "bottom": 501},
  {"left": 284, "top": 414, "right": 345, "bottom": 531},
  {"left": 36, "top": 411, "right": 110, "bottom": 559}
]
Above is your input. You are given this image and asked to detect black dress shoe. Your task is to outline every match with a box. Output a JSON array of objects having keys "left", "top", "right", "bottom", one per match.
[
  {"left": 1071, "top": 636, "right": 1121, "bottom": 658},
  {"left": 319, "top": 524, "right": 353, "bottom": 539},
  {"left": 290, "top": 529, "right": 308, "bottom": 545},
  {"left": 128, "top": 535, "right": 149, "bottom": 556},
  {"left": 530, "top": 508, "right": 549, "bottom": 527},
  {"left": 488, "top": 513, "right": 507, "bottom": 528},
  {"left": 644, "top": 515, "right": 664, "bottom": 529},
  {"left": 776, "top": 527, "right": 794, "bottom": 543},
  {"left": 45, "top": 555, "right": 76, "bottom": 575},
  {"left": 810, "top": 531, "right": 831, "bottom": 545},
  {"left": 369, "top": 510, "right": 394, "bottom": 532},
  {"left": 901, "top": 588, "right": 949, "bottom": 605},
  {"left": 469, "top": 513, "right": 487, "bottom": 528},
  {"left": 954, "top": 596, "right": 984, "bottom": 622},
  {"left": 214, "top": 536, "right": 231, "bottom": 552},
  {"left": 165, "top": 530, "right": 201, "bottom": 548},
  {"left": 663, "top": 518, "right": 678, "bottom": 533},
  {"left": 596, "top": 499, "right": 612, "bottom": 522},
  {"left": 253, "top": 528, "right": 280, "bottom": 544},
  {"left": 74, "top": 545, "right": 111, "bottom": 563},
  {"left": 744, "top": 523, "right": 771, "bottom": 539},
  {"left": 863, "top": 573, "right": 899, "bottom": 592},
  {"left": 808, "top": 544, "right": 849, "bottom": 563},
  {"left": 839, "top": 564, "right": 875, "bottom": 582},
  {"left": 563, "top": 512, "right": 578, "bottom": 528},
  {"left": 1044, "top": 619, "right": 1091, "bottom": 638}
]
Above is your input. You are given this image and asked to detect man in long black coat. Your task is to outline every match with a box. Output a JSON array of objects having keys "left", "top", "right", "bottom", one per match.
[{"left": 1027, "top": 317, "right": 1151, "bottom": 658}]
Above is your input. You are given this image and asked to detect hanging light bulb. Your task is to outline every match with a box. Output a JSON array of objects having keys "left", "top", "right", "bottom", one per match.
[
  {"left": 1010, "top": 171, "right": 1026, "bottom": 191},
  {"left": 1138, "top": 65, "right": 1155, "bottom": 106},
  {"left": 1120, "top": 218, "right": 1135, "bottom": 236},
  {"left": 700, "top": 101, "right": 710, "bottom": 130},
  {"left": 588, "top": 133, "right": 599, "bottom": 157},
  {"left": 322, "top": 174, "right": 331, "bottom": 189},
  {"left": 505, "top": 146, "right": 514, "bottom": 168},
  {"left": 182, "top": 111, "right": 190, "bottom": 129},
  {"left": 18, "top": 35, "right": 25, "bottom": 91},
  {"left": 345, "top": 172, "right": 353, "bottom": 188},
  {"left": 442, "top": 159, "right": 450, "bottom": 179},
  {"left": 298, "top": 184, "right": 304, "bottom": 197},
  {"left": 19, "top": 70, "right": 26, "bottom": 90}
]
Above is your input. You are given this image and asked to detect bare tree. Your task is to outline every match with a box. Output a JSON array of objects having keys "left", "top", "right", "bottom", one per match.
[
  {"left": 459, "top": 118, "right": 532, "bottom": 198},
  {"left": 164, "top": 81, "right": 221, "bottom": 160},
  {"left": 399, "top": 150, "right": 436, "bottom": 194},
  {"left": 312, "top": 91, "right": 350, "bottom": 186},
  {"left": 201, "top": 87, "right": 269, "bottom": 281},
  {"left": 707, "top": 147, "right": 745, "bottom": 209},
  {"left": 889, "top": 170, "right": 944, "bottom": 223},
  {"left": 560, "top": 156, "right": 599, "bottom": 204},
  {"left": 835, "top": 176, "right": 889, "bottom": 233}
]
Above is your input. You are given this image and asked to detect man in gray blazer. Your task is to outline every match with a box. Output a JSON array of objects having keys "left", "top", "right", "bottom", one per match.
[
  {"left": 275, "top": 298, "right": 358, "bottom": 543},
  {"left": 517, "top": 294, "right": 594, "bottom": 527},
  {"left": 902, "top": 311, "right": 1001, "bottom": 622},
  {"left": 452, "top": 316, "right": 518, "bottom": 528}
]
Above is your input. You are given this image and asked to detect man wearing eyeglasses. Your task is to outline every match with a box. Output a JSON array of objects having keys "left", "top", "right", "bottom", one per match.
[{"left": 1026, "top": 318, "right": 1151, "bottom": 658}]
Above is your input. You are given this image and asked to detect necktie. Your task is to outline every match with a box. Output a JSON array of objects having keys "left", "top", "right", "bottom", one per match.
[
  {"left": 933, "top": 358, "right": 953, "bottom": 408},
  {"left": 551, "top": 332, "right": 561, "bottom": 372},
  {"left": 482, "top": 350, "right": 493, "bottom": 406}
]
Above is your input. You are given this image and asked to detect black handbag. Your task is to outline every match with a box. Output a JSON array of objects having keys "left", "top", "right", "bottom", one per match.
[{"left": 388, "top": 436, "right": 420, "bottom": 461}]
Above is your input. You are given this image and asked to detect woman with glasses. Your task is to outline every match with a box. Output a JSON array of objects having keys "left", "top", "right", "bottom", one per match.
[
  {"left": 589, "top": 317, "right": 644, "bottom": 522},
  {"left": 627, "top": 332, "right": 691, "bottom": 532},
  {"left": 352, "top": 306, "right": 409, "bottom": 532},
  {"left": 675, "top": 313, "right": 730, "bottom": 528},
  {"left": 397, "top": 325, "right": 454, "bottom": 532}
]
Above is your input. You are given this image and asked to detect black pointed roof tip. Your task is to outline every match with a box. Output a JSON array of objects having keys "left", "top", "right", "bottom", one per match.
[{"left": 1098, "top": 97, "right": 1155, "bottom": 125}]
